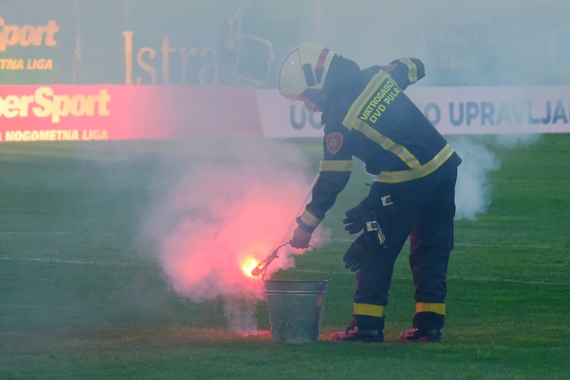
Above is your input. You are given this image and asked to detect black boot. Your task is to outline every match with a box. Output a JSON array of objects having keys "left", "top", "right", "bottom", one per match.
[
  {"left": 401, "top": 311, "right": 444, "bottom": 342},
  {"left": 400, "top": 327, "right": 443, "bottom": 342},
  {"left": 330, "top": 315, "right": 384, "bottom": 343}
]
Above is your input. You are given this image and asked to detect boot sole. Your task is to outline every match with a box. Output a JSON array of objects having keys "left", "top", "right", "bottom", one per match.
[
  {"left": 401, "top": 336, "right": 443, "bottom": 343},
  {"left": 330, "top": 333, "right": 384, "bottom": 343},
  {"left": 331, "top": 337, "right": 384, "bottom": 343}
]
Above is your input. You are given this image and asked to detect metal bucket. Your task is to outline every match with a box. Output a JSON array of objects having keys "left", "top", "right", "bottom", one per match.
[{"left": 264, "top": 280, "right": 328, "bottom": 343}]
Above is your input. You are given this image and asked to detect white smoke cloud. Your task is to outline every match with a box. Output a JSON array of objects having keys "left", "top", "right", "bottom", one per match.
[
  {"left": 140, "top": 139, "right": 328, "bottom": 332},
  {"left": 452, "top": 137, "right": 501, "bottom": 220},
  {"left": 494, "top": 133, "right": 542, "bottom": 149},
  {"left": 452, "top": 133, "right": 542, "bottom": 220},
  {"left": 222, "top": 296, "right": 259, "bottom": 334}
]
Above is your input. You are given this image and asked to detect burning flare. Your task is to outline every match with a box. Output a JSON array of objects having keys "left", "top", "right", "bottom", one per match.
[{"left": 241, "top": 257, "right": 261, "bottom": 279}]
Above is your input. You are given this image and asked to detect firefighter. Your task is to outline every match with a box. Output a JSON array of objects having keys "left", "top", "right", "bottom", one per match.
[{"left": 279, "top": 42, "right": 462, "bottom": 343}]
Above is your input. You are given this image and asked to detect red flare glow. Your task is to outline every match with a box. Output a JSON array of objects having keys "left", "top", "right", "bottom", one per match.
[{"left": 151, "top": 158, "right": 320, "bottom": 303}]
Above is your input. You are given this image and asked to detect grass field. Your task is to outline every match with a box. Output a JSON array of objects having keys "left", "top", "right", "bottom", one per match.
[{"left": 0, "top": 134, "right": 569, "bottom": 379}]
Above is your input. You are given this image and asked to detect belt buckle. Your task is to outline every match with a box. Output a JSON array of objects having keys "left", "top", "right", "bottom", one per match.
[{"left": 365, "top": 221, "right": 378, "bottom": 232}]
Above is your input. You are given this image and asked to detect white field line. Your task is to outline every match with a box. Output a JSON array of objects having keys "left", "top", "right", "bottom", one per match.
[
  {"left": 0, "top": 235, "right": 565, "bottom": 285},
  {"left": 0, "top": 256, "right": 135, "bottom": 266},
  {"left": 291, "top": 268, "right": 569, "bottom": 286},
  {"left": 328, "top": 239, "right": 561, "bottom": 251},
  {"left": 1, "top": 255, "right": 565, "bottom": 286},
  {"left": 0, "top": 233, "right": 561, "bottom": 251},
  {"left": 1, "top": 257, "right": 567, "bottom": 286}
]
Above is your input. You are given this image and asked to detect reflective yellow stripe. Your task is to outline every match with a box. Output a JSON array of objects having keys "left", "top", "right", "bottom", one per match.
[
  {"left": 341, "top": 68, "right": 453, "bottom": 184},
  {"left": 354, "top": 303, "right": 385, "bottom": 317},
  {"left": 377, "top": 230, "right": 386, "bottom": 245},
  {"left": 374, "top": 144, "right": 455, "bottom": 184},
  {"left": 398, "top": 58, "right": 418, "bottom": 84},
  {"left": 299, "top": 210, "right": 321, "bottom": 228},
  {"left": 416, "top": 303, "right": 446, "bottom": 315},
  {"left": 355, "top": 123, "right": 420, "bottom": 169},
  {"left": 342, "top": 72, "right": 391, "bottom": 131},
  {"left": 319, "top": 160, "right": 352, "bottom": 172},
  {"left": 341, "top": 71, "right": 420, "bottom": 169}
]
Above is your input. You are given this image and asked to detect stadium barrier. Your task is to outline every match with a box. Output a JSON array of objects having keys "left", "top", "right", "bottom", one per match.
[{"left": 1, "top": 85, "right": 569, "bottom": 142}]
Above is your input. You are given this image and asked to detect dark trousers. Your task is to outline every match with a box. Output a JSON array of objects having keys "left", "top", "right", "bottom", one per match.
[{"left": 354, "top": 167, "right": 458, "bottom": 327}]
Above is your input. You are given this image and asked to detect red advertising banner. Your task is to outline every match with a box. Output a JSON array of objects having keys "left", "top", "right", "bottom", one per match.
[{"left": 0, "top": 85, "right": 262, "bottom": 142}]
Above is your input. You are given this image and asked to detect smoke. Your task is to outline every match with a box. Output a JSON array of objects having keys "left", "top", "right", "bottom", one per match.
[
  {"left": 141, "top": 138, "right": 327, "bottom": 332},
  {"left": 451, "top": 137, "right": 501, "bottom": 220},
  {"left": 222, "top": 296, "right": 259, "bottom": 333},
  {"left": 494, "top": 133, "right": 542, "bottom": 149},
  {"left": 319, "top": 0, "right": 570, "bottom": 87},
  {"left": 451, "top": 133, "right": 542, "bottom": 220}
]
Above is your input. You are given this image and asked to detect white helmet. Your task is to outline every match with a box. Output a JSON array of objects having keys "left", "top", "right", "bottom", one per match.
[{"left": 278, "top": 42, "right": 334, "bottom": 98}]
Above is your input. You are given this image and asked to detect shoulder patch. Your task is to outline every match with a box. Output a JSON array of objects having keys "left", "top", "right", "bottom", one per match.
[
  {"left": 380, "top": 63, "right": 397, "bottom": 72},
  {"left": 326, "top": 132, "right": 344, "bottom": 155}
]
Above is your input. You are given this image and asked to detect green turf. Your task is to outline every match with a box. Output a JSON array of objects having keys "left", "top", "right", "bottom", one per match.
[{"left": 0, "top": 135, "right": 569, "bottom": 379}]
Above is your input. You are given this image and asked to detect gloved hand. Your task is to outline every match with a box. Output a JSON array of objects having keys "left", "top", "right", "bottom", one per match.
[
  {"left": 290, "top": 226, "right": 312, "bottom": 249},
  {"left": 342, "top": 231, "right": 381, "bottom": 271},
  {"left": 343, "top": 199, "right": 371, "bottom": 235}
]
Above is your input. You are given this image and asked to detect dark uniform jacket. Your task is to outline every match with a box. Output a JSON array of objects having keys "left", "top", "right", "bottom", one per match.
[{"left": 298, "top": 56, "right": 462, "bottom": 232}]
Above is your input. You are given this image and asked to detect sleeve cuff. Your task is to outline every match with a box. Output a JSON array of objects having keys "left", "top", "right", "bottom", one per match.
[{"left": 296, "top": 217, "right": 316, "bottom": 233}]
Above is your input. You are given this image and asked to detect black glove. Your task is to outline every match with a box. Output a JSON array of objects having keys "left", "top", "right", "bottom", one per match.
[
  {"left": 343, "top": 199, "right": 371, "bottom": 235},
  {"left": 344, "top": 182, "right": 392, "bottom": 235},
  {"left": 342, "top": 231, "right": 381, "bottom": 271}
]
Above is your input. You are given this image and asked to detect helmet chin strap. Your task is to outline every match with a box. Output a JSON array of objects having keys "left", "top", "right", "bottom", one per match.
[
  {"left": 301, "top": 89, "right": 328, "bottom": 113},
  {"left": 302, "top": 97, "right": 320, "bottom": 112}
]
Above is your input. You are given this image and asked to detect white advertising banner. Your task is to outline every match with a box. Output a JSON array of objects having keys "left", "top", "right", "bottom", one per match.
[
  {"left": 406, "top": 85, "right": 570, "bottom": 135},
  {"left": 257, "top": 86, "right": 570, "bottom": 138}
]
